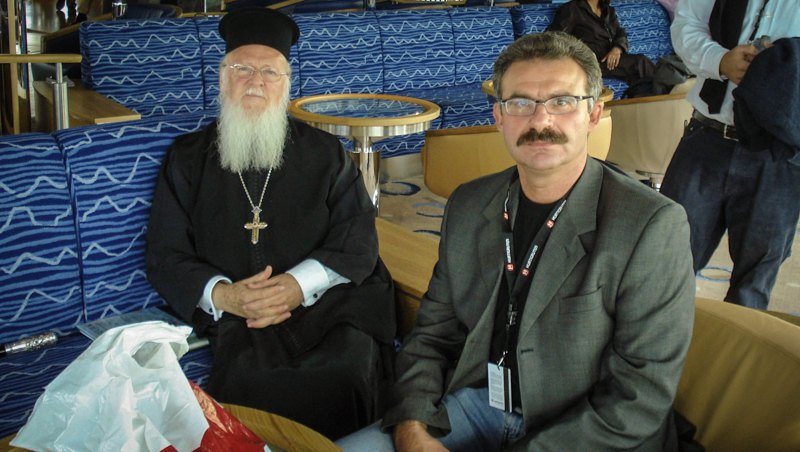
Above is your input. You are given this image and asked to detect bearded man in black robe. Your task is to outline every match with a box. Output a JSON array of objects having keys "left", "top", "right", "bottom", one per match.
[{"left": 145, "top": 8, "right": 396, "bottom": 440}]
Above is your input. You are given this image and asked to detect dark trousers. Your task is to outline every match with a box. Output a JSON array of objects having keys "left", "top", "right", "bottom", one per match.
[
  {"left": 602, "top": 53, "right": 655, "bottom": 85},
  {"left": 661, "top": 119, "right": 800, "bottom": 309}
]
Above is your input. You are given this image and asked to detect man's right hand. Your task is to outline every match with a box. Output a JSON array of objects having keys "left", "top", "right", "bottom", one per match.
[
  {"left": 719, "top": 44, "right": 759, "bottom": 85},
  {"left": 211, "top": 266, "right": 293, "bottom": 327},
  {"left": 393, "top": 420, "right": 448, "bottom": 452}
]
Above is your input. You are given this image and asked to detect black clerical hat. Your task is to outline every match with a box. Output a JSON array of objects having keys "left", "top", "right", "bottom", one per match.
[{"left": 219, "top": 8, "right": 299, "bottom": 60}]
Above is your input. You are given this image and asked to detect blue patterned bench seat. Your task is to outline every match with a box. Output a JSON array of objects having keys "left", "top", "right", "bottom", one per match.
[
  {"left": 78, "top": 0, "right": 673, "bottom": 157},
  {"left": 0, "top": 116, "right": 216, "bottom": 439}
]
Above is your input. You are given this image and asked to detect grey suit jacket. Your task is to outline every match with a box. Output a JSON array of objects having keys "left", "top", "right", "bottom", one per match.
[{"left": 383, "top": 157, "right": 695, "bottom": 450}]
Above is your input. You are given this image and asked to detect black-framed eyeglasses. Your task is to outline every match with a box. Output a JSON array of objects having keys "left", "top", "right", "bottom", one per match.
[
  {"left": 499, "top": 95, "right": 594, "bottom": 116},
  {"left": 226, "top": 64, "right": 289, "bottom": 83}
]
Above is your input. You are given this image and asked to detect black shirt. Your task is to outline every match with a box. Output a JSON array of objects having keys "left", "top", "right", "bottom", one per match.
[{"left": 490, "top": 190, "right": 556, "bottom": 411}]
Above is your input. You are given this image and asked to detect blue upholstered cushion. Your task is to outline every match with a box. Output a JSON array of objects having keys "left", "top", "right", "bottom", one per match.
[
  {"left": 0, "top": 333, "right": 92, "bottom": 438},
  {"left": 196, "top": 15, "right": 301, "bottom": 111},
  {"left": 196, "top": 15, "right": 226, "bottom": 113},
  {"left": 450, "top": 7, "right": 514, "bottom": 85},
  {"left": 294, "top": 12, "right": 383, "bottom": 96},
  {"left": 375, "top": 132, "right": 427, "bottom": 159},
  {"left": 613, "top": 0, "right": 672, "bottom": 62},
  {"left": 54, "top": 114, "right": 215, "bottom": 322},
  {"left": 401, "top": 84, "right": 492, "bottom": 129},
  {"left": 80, "top": 19, "right": 205, "bottom": 118},
  {"left": 510, "top": 3, "right": 559, "bottom": 37},
  {"left": 376, "top": 9, "right": 456, "bottom": 91},
  {"left": 0, "top": 333, "right": 213, "bottom": 439},
  {"left": 0, "top": 134, "right": 83, "bottom": 344}
]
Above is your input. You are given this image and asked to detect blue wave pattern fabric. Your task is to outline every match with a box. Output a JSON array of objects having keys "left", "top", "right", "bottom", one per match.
[
  {"left": 613, "top": 0, "right": 672, "bottom": 61},
  {"left": 451, "top": 7, "right": 514, "bottom": 86},
  {"left": 196, "top": 15, "right": 226, "bottom": 113},
  {"left": 0, "top": 331, "right": 213, "bottom": 439},
  {"left": 55, "top": 114, "right": 214, "bottom": 322},
  {"left": 0, "top": 333, "right": 91, "bottom": 438},
  {"left": 510, "top": 2, "right": 559, "bottom": 37},
  {"left": 294, "top": 12, "right": 383, "bottom": 96},
  {"left": 0, "top": 134, "right": 82, "bottom": 344},
  {"left": 377, "top": 9, "right": 456, "bottom": 92},
  {"left": 80, "top": 19, "right": 205, "bottom": 117},
  {"left": 373, "top": 9, "right": 454, "bottom": 158},
  {"left": 196, "top": 15, "right": 301, "bottom": 113},
  {"left": 446, "top": 7, "right": 513, "bottom": 127}
]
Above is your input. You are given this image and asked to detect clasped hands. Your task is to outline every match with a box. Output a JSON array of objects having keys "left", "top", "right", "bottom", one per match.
[{"left": 212, "top": 265, "right": 303, "bottom": 328}]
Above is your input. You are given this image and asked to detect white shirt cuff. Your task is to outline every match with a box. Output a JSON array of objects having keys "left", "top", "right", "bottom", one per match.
[
  {"left": 199, "top": 275, "right": 231, "bottom": 321},
  {"left": 286, "top": 259, "right": 349, "bottom": 307}
]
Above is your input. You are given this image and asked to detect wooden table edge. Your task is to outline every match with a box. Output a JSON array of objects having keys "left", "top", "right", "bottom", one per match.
[{"left": 289, "top": 93, "right": 441, "bottom": 128}]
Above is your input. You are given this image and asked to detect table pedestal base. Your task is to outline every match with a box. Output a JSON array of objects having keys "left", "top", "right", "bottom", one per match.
[{"left": 349, "top": 141, "right": 381, "bottom": 211}]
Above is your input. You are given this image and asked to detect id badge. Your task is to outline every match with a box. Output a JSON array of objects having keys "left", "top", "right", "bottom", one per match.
[{"left": 487, "top": 362, "right": 513, "bottom": 412}]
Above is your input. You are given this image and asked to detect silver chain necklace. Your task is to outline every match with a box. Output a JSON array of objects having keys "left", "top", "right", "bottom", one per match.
[{"left": 238, "top": 169, "right": 272, "bottom": 245}]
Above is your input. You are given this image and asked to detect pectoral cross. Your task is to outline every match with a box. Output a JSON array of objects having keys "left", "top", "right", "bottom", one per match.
[{"left": 244, "top": 207, "right": 268, "bottom": 245}]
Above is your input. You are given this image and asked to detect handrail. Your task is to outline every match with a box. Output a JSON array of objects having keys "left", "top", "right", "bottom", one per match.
[
  {"left": 266, "top": 0, "right": 306, "bottom": 9},
  {"left": 0, "top": 53, "right": 83, "bottom": 130},
  {"left": 0, "top": 53, "right": 82, "bottom": 64}
]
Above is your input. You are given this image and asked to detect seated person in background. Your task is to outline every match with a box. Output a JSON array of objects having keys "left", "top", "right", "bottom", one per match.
[
  {"left": 337, "top": 31, "right": 695, "bottom": 451},
  {"left": 145, "top": 7, "right": 396, "bottom": 440},
  {"left": 548, "top": 0, "right": 655, "bottom": 85}
]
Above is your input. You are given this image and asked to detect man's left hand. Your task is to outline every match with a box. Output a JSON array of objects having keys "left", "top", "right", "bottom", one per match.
[{"left": 602, "top": 47, "right": 622, "bottom": 70}]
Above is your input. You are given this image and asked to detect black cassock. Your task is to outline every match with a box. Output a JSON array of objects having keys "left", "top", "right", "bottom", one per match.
[
  {"left": 146, "top": 119, "right": 396, "bottom": 440},
  {"left": 547, "top": 0, "right": 655, "bottom": 85}
]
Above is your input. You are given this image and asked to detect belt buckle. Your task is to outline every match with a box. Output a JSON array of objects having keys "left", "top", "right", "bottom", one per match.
[{"left": 722, "top": 124, "right": 737, "bottom": 141}]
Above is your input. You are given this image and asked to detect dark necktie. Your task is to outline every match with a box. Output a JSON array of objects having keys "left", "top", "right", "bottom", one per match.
[{"left": 698, "top": 0, "right": 750, "bottom": 113}]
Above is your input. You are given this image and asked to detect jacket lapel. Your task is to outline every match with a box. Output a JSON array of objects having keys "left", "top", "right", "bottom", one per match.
[
  {"left": 476, "top": 170, "right": 520, "bottom": 294},
  {"left": 517, "top": 158, "right": 602, "bottom": 340}
]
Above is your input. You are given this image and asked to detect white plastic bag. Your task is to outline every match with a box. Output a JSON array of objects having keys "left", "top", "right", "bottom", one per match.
[{"left": 12, "top": 321, "right": 208, "bottom": 452}]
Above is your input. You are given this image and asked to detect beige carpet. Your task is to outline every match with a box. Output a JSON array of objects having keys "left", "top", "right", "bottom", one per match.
[{"left": 380, "top": 176, "right": 800, "bottom": 315}]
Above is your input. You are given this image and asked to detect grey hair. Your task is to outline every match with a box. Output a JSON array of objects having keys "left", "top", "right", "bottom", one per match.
[{"left": 492, "top": 31, "right": 602, "bottom": 109}]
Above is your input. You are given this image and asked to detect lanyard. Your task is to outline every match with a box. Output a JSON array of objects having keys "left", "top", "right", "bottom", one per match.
[
  {"left": 497, "top": 180, "right": 568, "bottom": 366},
  {"left": 748, "top": 0, "right": 770, "bottom": 42}
]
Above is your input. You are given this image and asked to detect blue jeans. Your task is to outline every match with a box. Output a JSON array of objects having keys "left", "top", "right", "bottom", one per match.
[
  {"left": 661, "top": 118, "right": 800, "bottom": 309},
  {"left": 335, "top": 387, "right": 526, "bottom": 451}
]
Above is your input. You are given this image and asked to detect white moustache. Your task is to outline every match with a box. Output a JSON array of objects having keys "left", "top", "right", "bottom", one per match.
[{"left": 245, "top": 88, "right": 265, "bottom": 97}]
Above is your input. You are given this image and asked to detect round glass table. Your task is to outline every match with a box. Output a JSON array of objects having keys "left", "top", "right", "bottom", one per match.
[{"left": 289, "top": 93, "right": 441, "bottom": 210}]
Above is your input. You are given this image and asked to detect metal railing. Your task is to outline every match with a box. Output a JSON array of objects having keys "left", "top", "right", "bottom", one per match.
[{"left": 0, "top": 53, "right": 82, "bottom": 131}]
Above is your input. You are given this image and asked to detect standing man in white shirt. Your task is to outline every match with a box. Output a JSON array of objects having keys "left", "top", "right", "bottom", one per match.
[{"left": 662, "top": 0, "right": 800, "bottom": 310}]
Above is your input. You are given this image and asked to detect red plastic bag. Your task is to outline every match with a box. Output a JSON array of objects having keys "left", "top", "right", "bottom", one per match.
[{"left": 163, "top": 381, "right": 266, "bottom": 452}]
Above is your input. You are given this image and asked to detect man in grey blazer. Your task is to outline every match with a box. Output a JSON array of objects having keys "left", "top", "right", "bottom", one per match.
[{"left": 338, "top": 32, "right": 695, "bottom": 451}]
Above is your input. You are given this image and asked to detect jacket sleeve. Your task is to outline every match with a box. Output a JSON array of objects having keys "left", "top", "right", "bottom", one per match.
[
  {"left": 145, "top": 141, "right": 225, "bottom": 324},
  {"left": 511, "top": 202, "right": 695, "bottom": 451},
  {"left": 608, "top": 7, "right": 629, "bottom": 52},
  {"left": 547, "top": 4, "right": 577, "bottom": 34},
  {"left": 380, "top": 193, "right": 469, "bottom": 435},
  {"left": 306, "top": 139, "right": 379, "bottom": 285}
]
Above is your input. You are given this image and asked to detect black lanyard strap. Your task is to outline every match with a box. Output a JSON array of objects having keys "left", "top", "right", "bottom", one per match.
[{"left": 497, "top": 179, "right": 569, "bottom": 365}]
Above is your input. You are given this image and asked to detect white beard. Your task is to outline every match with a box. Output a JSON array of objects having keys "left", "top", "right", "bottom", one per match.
[{"left": 216, "top": 87, "right": 290, "bottom": 173}]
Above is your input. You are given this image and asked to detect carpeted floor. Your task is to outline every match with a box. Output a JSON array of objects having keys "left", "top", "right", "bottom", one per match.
[{"left": 379, "top": 176, "right": 800, "bottom": 315}]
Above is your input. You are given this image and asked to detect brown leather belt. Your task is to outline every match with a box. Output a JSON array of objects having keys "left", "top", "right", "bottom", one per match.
[{"left": 692, "top": 110, "right": 738, "bottom": 141}]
